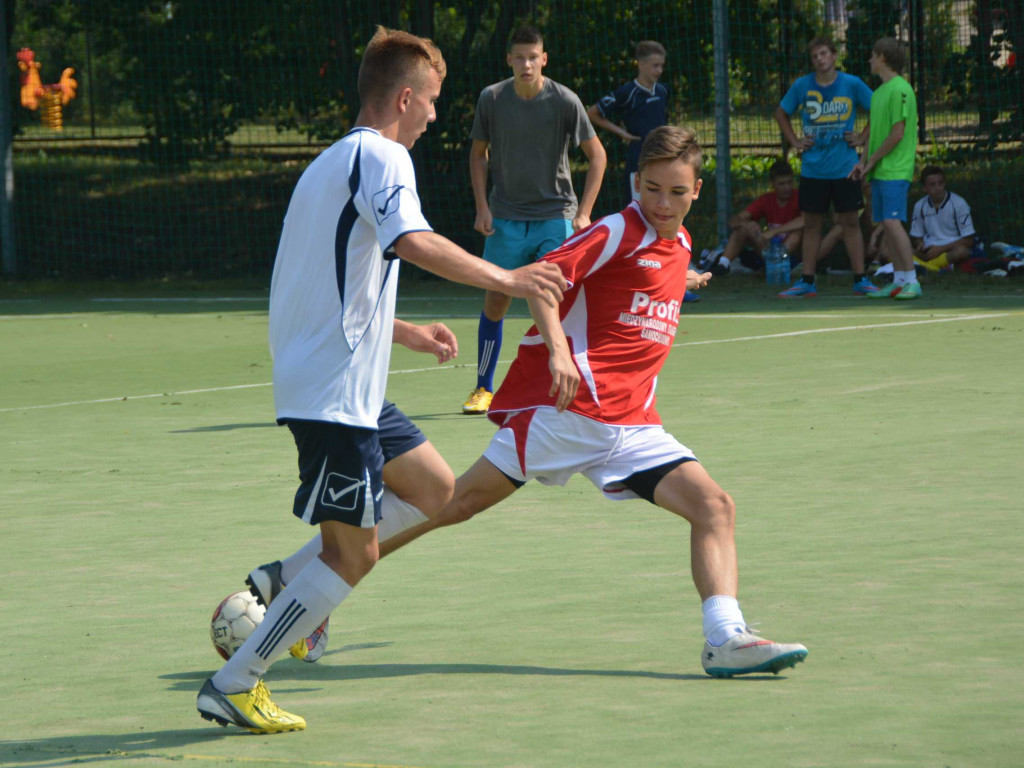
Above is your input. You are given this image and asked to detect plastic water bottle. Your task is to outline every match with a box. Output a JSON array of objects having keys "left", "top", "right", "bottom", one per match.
[{"left": 764, "top": 235, "right": 788, "bottom": 285}]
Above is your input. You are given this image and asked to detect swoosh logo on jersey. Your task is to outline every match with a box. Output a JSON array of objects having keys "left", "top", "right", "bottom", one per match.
[{"left": 373, "top": 185, "right": 405, "bottom": 224}]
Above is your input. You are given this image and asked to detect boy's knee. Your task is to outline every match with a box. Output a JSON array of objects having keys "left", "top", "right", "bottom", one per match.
[
  {"left": 700, "top": 488, "right": 736, "bottom": 529},
  {"left": 415, "top": 468, "right": 456, "bottom": 517}
]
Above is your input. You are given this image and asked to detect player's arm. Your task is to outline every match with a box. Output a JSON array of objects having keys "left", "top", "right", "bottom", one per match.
[
  {"left": 395, "top": 231, "right": 565, "bottom": 306},
  {"left": 850, "top": 120, "right": 905, "bottom": 180},
  {"left": 727, "top": 208, "right": 754, "bottom": 230},
  {"left": 573, "top": 136, "right": 607, "bottom": 231},
  {"left": 845, "top": 119, "right": 870, "bottom": 147},
  {"left": 765, "top": 215, "right": 805, "bottom": 238},
  {"left": 773, "top": 106, "right": 812, "bottom": 151},
  {"left": 526, "top": 293, "right": 579, "bottom": 412},
  {"left": 469, "top": 139, "right": 494, "bottom": 236},
  {"left": 392, "top": 318, "right": 458, "bottom": 364},
  {"left": 586, "top": 103, "right": 639, "bottom": 143}
]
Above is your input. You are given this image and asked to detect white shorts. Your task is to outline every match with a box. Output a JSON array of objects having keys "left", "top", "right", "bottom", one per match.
[{"left": 484, "top": 407, "right": 696, "bottom": 501}]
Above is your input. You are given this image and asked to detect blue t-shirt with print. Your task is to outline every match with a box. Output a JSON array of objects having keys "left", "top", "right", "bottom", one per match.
[{"left": 779, "top": 71, "right": 872, "bottom": 179}]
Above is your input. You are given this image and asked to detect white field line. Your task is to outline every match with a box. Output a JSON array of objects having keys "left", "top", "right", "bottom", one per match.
[{"left": 0, "top": 311, "right": 1013, "bottom": 414}]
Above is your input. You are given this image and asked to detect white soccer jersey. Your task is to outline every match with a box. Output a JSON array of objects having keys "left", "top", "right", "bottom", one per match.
[
  {"left": 909, "top": 191, "right": 975, "bottom": 248},
  {"left": 269, "top": 128, "right": 431, "bottom": 428}
]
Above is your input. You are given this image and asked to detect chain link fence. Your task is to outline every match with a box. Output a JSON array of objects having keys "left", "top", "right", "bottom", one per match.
[{"left": 4, "top": 0, "right": 1020, "bottom": 278}]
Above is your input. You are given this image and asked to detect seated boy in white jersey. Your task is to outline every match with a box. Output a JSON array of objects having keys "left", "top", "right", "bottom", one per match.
[
  {"left": 195, "top": 27, "right": 567, "bottom": 735},
  {"left": 909, "top": 165, "right": 976, "bottom": 272},
  {"left": 377, "top": 126, "right": 807, "bottom": 678}
]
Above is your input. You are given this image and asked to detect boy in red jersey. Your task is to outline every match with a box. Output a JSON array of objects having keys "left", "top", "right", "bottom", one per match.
[{"left": 380, "top": 125, "right": 808, "bottom": 677}]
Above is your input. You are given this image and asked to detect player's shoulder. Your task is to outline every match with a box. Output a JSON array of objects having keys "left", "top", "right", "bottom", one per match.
[
  {"left": 480, "top": 78, "right": 514, "bottom": 100},
  {"left": 948, "top": 191, "right": 970, "bottom": 209},
  {"left": 545, "top": 77, "right": 583, "bottom": 102},
  {"left": 350, "top": 129, "right": 412, "bottom": 167}
]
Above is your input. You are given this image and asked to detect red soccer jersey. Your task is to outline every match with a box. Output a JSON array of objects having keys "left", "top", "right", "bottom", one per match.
[
  {"left": 489, "top": 202, "right": 692, "bottom": 426},
  {"left": 745, "top": 190, "right": 800, "bottom": 229}
]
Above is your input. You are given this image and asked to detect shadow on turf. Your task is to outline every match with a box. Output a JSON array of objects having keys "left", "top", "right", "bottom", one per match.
[
  {"left": 0, "top": 729, "right": 231, "bottom": 766},
  {"left": 170, "top": 422, "right": 276, "bottom": 433}
]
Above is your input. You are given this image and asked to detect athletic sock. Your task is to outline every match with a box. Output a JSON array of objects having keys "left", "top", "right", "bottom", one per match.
[
  {"left": 377, "top": 489, "right": 429, "bottom": 542},
  {"left": 854, "top": 273, "right": 865, "bottom": 282},
  {"left": 702, "top": 595, "right": 748, "bottom": 647},
  {"left": 280, "top": 534, "right": 323, "bottom": 584},
  {"left": 476, "top": 313, "right": 503, "bottom": 392},
  {"left": 894, "top": 271, "right": 907, "bottom": 286},
  {"left": 213, "top": 558, "right": 352, "bottom": 693},
  {"left": 801, "top": 274, "right": 815, "bottom": 285},
  {"left": 899, "top": 270, "right": 917, "bottom": 285}
]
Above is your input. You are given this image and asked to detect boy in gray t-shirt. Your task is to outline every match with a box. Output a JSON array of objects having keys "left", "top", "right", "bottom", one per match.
[{"left": 462, "top": 25, "right": 606, "bottom": 415}]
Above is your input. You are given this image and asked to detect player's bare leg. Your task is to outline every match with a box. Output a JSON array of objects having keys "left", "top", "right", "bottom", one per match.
[
  {"left": 651, "top": 460, "right": 737, "bottom": 600},
  {"left": 380, "top": 456, "right": 518, "bottom": 557},
  {"left": 382, "top": 441, "right": 455, "bottom": 516},
  {"left": 652, "top": 461, "right": 807, "bottom": 676},
  {"left": 799, "top": 211, "right": 825, "bottom": 280},
  {"left": 837, "top": 209, "right": 866, "bottom": 273}
]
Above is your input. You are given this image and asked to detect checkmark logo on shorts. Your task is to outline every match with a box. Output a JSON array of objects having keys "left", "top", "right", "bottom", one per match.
[
  {"left": 372, "top": 185, "right": 404, "bottom": 225},
  {"left": 321, "top": 472, "right": 365, "bottom": 511}
]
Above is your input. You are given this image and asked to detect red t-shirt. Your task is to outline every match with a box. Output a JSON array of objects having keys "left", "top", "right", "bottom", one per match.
[
  {"left": 745, "top": 190, "right": 800, "bottom": 229},
  {"left": 489, "top": 202, "right": 692, "bottom": 427}
]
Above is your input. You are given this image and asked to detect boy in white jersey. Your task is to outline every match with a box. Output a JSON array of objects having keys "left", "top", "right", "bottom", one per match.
[
  {"left": 273, "top": 127, "right": 808, "bottom": 680},
  {"left": 196, "top": 27, "right": 566, "bottom": 734}
]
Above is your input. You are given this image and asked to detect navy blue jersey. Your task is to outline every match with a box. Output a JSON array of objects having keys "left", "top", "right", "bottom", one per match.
[{"left": 596, "top": 80, "right": 669, "bottom": 173}]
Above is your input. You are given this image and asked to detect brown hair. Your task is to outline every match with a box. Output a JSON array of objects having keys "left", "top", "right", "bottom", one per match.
[
  {"left": 357, "top": 26, "right": 446, "bottom": 107},
  {"left": 807, "top": 36, "right": 837, "bottom": 55},
  {"left": 768, "top": 158, "right": 794, "bottom": 179},
  {"left": 509, "top": 25, "right": 544, "bottom": 50},
  {"left": 920, "top": 165, "right": 944, "bottom": 185},
  {"left": 873, "top": 36, "right": 905, "bottom": 72},
  {"left": 637, "top": 125, "right": 702, "bottom": 177},
  {"left": 636, "top": 40, "right": 666, "bottom": 60}
]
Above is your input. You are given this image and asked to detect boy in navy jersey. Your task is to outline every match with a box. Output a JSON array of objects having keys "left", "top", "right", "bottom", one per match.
[{"left": 588, "top": 40, "right": 670, "bottom": 202}]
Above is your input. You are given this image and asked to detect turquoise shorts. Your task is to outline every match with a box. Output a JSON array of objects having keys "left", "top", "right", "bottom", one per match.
[
  {"left": 482, "top": 218, "right": 574, "bottom": 269},
  {"left": 871, "top": 179, "right": 911, "bottom": 223}
]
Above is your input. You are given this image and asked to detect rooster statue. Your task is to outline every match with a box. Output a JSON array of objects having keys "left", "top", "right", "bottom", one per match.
[{"left": 17, "top": 47, "right": 78, "bottom": 130}]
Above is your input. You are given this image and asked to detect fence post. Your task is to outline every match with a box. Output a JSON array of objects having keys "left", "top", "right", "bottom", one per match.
[
  {"left": 0, "top": 2, "right": 16, "bottom": 276},
  {"left": 713, "top": 0, "right": 731, "bottom": 245}
]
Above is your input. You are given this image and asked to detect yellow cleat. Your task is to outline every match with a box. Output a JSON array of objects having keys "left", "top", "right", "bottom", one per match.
[
  {"left": 462, "top": 386, "right": 493, "bottom": 415},
  {"left": 197, "top": 678, "right": 305, "bottom": 734}
]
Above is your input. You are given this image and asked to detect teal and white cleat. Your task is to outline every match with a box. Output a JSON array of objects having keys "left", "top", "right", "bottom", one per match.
[{"left": 702, "top": 630, "right": 807, "bottom": 678}]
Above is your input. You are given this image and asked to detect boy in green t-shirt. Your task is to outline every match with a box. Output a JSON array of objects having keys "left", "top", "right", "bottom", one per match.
[{"left": 850, "top": 37, "right": 921, "bottom": 299}]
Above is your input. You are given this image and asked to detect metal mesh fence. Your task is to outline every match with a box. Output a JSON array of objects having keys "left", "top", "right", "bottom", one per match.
[{"left": 4, "top": 0, "right": 1021, "bottom": 279}]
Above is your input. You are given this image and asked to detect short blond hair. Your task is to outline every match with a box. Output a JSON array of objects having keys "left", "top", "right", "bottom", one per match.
[
  {"left": 637, "top": 125, "right": 702, "bottom": 177},
  {"left": 357, "top": 26, "right": 446, "bottom": 106}
]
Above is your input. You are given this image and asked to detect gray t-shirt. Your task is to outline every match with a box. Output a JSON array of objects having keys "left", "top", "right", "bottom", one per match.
[{"left": 471, "top": 77, "right": 596, "bottom": 221}]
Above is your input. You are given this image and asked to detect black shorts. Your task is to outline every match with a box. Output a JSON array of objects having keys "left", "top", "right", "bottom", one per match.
[
  {"left": 284, "top": 400, "right": 426, "bottom": 528},
  {"left": 799, "top": 176, "right": 863, "bottom": 214}
]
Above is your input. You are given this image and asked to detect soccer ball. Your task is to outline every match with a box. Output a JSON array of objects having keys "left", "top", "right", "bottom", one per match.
[{"left": 210, "top": 590, "right": 265, "bottom": 660}]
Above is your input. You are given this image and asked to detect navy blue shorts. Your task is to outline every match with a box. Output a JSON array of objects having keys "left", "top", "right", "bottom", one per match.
[{"left": 285, "top": 400, "right": 426, "bottom": 528}]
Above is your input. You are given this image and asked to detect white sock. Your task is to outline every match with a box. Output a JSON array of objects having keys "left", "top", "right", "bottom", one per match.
[
  {"left": 894, "top": 271, "right": 907, "bottom": 286},
  {"left": 377, "top": 489, "right": 429, "bottom": 542},
  {"left": 899, "top": 270, "right": 917, "bottom": 285},
  {"left": 213, "top": 558, "right": 352, "bottom": 693},
  {"left": 280, "top": 534, "right": 323, "bottom": 584},
  {"left": 702, "top": 595, "right": 747, "bottom": 647},
  {"left": 277, "top": 489, "right": 425, "bottom": 582}
]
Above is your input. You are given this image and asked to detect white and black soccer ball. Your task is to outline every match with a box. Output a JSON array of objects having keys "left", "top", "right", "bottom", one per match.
[{"left": 210, "top": 590, "right": 265, "bottom": 660}]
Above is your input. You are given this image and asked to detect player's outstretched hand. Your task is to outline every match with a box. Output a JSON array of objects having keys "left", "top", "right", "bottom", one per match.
[
  {"left": 687, "top": 271, "right": 712, "bottom": 291},
  {"left": 393, "top": 320, "right": 458, "bottom": 364},
  {"left": 504, "top": 262, "right": 566, "bottom": 306},
  {"left": 547, "top": 348, "right": 580, "bottom": 412}
]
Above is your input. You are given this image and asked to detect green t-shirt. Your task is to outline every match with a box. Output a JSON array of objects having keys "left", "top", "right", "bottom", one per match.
[{"left": 867, "top": 75, "right": 918, "bottom": 181}]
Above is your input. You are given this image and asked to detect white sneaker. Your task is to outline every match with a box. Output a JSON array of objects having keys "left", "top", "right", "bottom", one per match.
[{"left": 702, "top": 629, "right": 807, "bottom": 677}]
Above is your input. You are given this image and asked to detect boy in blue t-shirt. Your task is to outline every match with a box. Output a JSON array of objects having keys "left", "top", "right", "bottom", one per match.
[
  {"left": 774, "top": 36, "right": 878, "bottom": 297},
  {"left": 588, "top": 40, "right": 669, "bottom": 201}
]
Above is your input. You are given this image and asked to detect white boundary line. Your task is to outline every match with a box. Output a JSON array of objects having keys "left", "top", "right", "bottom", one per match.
[{"left": 0, "top": 312, "right": 1013, "bottom": 414}]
